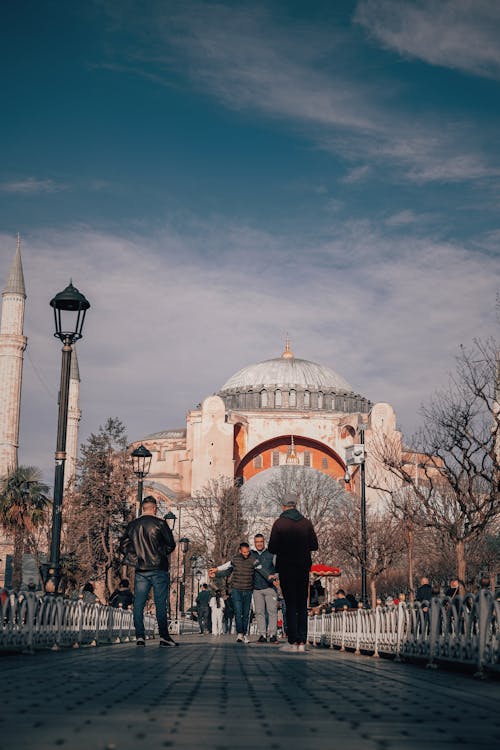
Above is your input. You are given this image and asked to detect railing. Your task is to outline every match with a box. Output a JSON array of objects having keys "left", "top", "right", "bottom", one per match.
[
  {"left": 308, "top": 590, "right": 500, "bottom": 676},
  {"left": 0, "top": 591, "right": 156, "bottom": 652}
]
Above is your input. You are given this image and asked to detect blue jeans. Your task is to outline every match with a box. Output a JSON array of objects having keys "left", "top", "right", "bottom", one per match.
[
  {"left": 134, "top": 569, "right": 170, "bottom": 639},
  {"left": 231, "top": 589, "right": 252, "bottom": 635}
]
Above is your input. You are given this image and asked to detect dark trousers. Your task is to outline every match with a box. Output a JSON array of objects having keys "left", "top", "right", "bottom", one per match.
[
  {"left": 278, "top": 567, "right": 309, "bottom": 645},
  {"left": 134, "top": 569, "right": 170, "bottom": 640},
  {"left": 231, "top": 589, "right": 252, "bottom": 635},
  {"left": 198, "top": 607, "right": 210, "bottom": 633}
]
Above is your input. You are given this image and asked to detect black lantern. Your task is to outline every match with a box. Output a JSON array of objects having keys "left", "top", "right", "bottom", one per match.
[
  {"left": 164, "top": 510, "right": 177, "bottom": 529},
  {"left": 131, "top": 444, "right": 153, "bottom": 510},
  {"left": 180, "top": 537, "right": 190, "bottom": 554},
  {"left": 50, "top": 281, "right": 90, "bottom": 343}
]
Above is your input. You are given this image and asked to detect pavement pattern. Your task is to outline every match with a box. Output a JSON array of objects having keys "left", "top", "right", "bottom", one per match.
[{"left": 1, "top": 634, "right": 499, "bottom": 750}]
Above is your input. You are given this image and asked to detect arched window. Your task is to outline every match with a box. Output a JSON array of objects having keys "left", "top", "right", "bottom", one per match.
[
  {"left": 272, "top": 450, "right": 280, "bottom": 466},
  {"left": 260, "top": 390, "right": 268, "bottom": 408},
  {"left": 304, "top": 451, "right": 311, "bottom": 467},
  {"left": 289, "top": 389, "right": 296, "bottom": 407},
  {"left": 275, "top": 389, "right": 282, "bottom": 407},
  {"left": 318, "top": 391, "right": 324, "bottom": 409},
  {"left": 304, "top": 390, "right": 310, "bottom": 408}
]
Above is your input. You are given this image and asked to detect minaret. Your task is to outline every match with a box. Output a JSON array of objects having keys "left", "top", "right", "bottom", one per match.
[
  {"left": 64, "top": 345, "right": 81, "bottom": 490},
  {"left": 0, "top": 235, "right": 27, "bottom": 478}
]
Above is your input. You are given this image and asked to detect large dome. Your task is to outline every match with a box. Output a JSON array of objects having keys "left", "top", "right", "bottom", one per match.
[{"left": 220, "top": 356, "right": 352, "bottom": 393}]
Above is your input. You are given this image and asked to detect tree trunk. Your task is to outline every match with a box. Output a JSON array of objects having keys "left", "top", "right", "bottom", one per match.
[
  {"left": 12, "top": 527, "right": 24, "bottom": 590},
  {"left": 456, "top": 538, "right": 467, "bottom": 595},
  {"left": 407, "top": 526, "right": 415, "bottom": 602},
  {"left": 370, "top": 578, "right": 377, "bottom": 608}
]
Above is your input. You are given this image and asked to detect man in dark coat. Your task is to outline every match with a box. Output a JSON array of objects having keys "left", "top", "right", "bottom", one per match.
[
  {"left": 268, "top": 493, "right": 318, "bottom": 652},
  {"left": 119, "top": 496, "right": 177, "bottom": 647}
]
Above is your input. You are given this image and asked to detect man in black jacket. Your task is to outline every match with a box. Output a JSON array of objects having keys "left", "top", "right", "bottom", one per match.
[
  {"left": 268, "top": 493, "right": 318, "bottom": 652},
  {"left": 120, "top": 496, "right": 177, "bottom": 647}
]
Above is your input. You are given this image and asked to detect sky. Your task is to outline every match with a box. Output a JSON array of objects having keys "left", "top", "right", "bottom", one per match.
[{"left": 0, "top": 0, "right": 499, "bottom": 485}]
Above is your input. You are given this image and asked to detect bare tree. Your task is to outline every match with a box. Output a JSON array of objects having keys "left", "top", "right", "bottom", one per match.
[
  {"left": 371, "top": 338, "right": 500, "bottom": 593},
  {"left": 189, "top": 477, "right": 246, "bottom": 565},
  {"left": 331, "top": 498, "right": 406, "bottom": 606}
]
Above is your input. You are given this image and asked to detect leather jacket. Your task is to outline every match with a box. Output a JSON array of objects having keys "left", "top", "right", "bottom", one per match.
[{"left": 120, "top": 515, "right": 176, "bottom": 572}]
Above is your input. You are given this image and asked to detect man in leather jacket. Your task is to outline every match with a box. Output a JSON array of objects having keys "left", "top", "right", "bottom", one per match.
[{"left": 120, "top": 496, "right": 177, "bottom": 647}]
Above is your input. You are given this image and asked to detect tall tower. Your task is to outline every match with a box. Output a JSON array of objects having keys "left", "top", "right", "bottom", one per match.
[
  {"left": 64, "top": 345, "right": 81, "bottom": 489},
  {"left": 0, "top": 236, "right": 27, "bottom": 478}
]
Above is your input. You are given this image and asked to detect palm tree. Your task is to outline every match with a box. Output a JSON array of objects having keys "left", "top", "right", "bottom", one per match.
[{"left": 0, "top": 466, "right": 50, "bottom": 590}]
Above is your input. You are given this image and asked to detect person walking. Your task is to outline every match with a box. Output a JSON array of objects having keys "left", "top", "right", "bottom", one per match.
[
  {"left": 119, "top": 496, "right": 177, "bottom": 647},
  {"left": 109, "top": 578, "right": 134, "bottom": 609},
  {"left": 196, "top": 583, "right": 212, "bottom": 633},
  {"left": 251, "top": 533, "right": 279, "bottom": 643},
  {"left": 209, "top": 589, "right": 224, "bottom": 635},
  {"left": 268, "top": 493, "right": 318, "bottom": 653},
  {"left": 209, "top": 542, "right": 263, "bottom": 643}
]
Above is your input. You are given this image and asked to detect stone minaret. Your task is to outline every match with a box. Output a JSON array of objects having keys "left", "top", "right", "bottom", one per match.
[
  {"left": 0, "top": 236, "right": 27, "bottom": 478},
  {"left": 64, "top": 345, "right": 81, "bottom": 489}
]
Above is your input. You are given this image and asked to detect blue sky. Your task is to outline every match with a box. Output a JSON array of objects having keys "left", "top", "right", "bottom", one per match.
[{"left": 0, "top": 0, "right": 499, "bottom": 481}]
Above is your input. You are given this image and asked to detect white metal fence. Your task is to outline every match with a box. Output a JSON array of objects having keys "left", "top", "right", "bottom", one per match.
[
  {"left": 308, "top": 590, "right": 500, "bottom": 676},
  {"left": 0, "top": 592, "right": 156, "bottom": 652}
]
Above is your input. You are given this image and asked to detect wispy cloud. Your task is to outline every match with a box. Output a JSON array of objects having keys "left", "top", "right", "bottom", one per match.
[
  {"left": 0, "top": 177, "right": 68, "bottom": 194},
  {"left": 355, "top": 0, "right": 500, "bottom": 79},
  {"left": 103, "top": 2, "right": 498, "bottom": 185}
]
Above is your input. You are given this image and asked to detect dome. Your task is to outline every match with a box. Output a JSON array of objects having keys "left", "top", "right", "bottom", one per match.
[{"left": 220, "top": 356, "right": 353, "bottom": 393}]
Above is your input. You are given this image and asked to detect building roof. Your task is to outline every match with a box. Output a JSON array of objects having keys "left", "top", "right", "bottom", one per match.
[
  {"left": 219, "top": 353, "right": 353, "bottom": 394},
  {"left": 140, "top": 429, "right": 187, "bottom": 440}
]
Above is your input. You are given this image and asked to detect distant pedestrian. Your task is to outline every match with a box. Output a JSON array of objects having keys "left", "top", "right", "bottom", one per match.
[
  {"left": 332, "top": 589, "right": 350, "bottom": 611},
  {"left": 196, "top": 583, "right": 212, "bottom": 633},
  {"left": 415, "top": 577, "right": 432, "bottom": 603},
  {"left": 268, "top": 493, "right": 318, "bottom": 653},
  {"left": 209, "top": 589, "right": 224, "bottom": 635},
  {"left": 251, "top": 533, "right": 279, "bottom": 643},
  {"left": 80, "top": 582, "right": 98, "bottom": 605},
  {"left": 109, "top": 578, "right": 134, "bottom": 609},
  {"left": 119, "top": 496, "right": 177, "bottom": 647},
  {"left": 223, "top": 592, "right": 234, "bottom": 633},
  {"left": 445, "top": 579, "right": 460, "bottom": 599}
]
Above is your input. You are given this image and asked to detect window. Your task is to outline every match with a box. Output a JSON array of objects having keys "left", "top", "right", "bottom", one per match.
[
  {"left": 322, "top": 457, "right": 328, "bottom": 469},
  {"left": 318, "top": 391, "right": 324, "bottom": 409},
  {"left": 254, "top": 455, "right": 262, "bottom": 468},
  {"left": 289, "top": 389, "right": 296, "bottom": 407},
  {"left": 272, "top": 450, "right": 280, "bottom": 466},
  {"left": 304, "top": 390, "right": 310, "bottom": 408},
  {"left": 260, "top": 390, "right": 268, "bottom": 408},
  {"left": 275, "top": 389, "right": 282, "bottom": 407},
  {"left": 304, "top": 451, "right": 311, "bottom": 467}
]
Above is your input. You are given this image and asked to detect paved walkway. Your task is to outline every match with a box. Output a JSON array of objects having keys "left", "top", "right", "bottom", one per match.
[{"left": 1, "top": 634, "right": 499, "bottom": 750}]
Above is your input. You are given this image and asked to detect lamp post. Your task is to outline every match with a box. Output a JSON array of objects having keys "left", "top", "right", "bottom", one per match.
[
  {"left": 46, "top": 282, "right": 90, "bottom": 594},
  {"left": 345, "top": 427, "right": 368, "bottom": 608},
  {"left": 131, "top": 444, "right": 152, "bottom": 513},
  {"left": 164, "top": 510, "right": 177, "bottom": 529},
  {"left": 179, "top": 537, "right": 190, "bottom": 616},
  {"left": 195, "top": 569, "right": 202, "bottom": 594}
]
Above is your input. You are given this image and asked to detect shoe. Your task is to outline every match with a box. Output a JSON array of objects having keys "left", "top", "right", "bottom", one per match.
[
  {"left": 279, "top": 643, "right": 298, "bottom": 653},
  {"left": 243, "top": 635, "right": 250, "bottom": 644},
  {"left": 136, "top": 638, "right": 145, "bottom": 647},
  {"left": 297, "top": 643, "right": 306, "bottom": 653},
  {"left": 159, "top": 637, "right": 178, "bottom": 648},
  {"left": 269, "top": 635, "right": 278, "bottom": 643},
  {"left": 236, "top": 635, "right": 244, "bottom": 642},
  {"left": 257, "top": 635, "right": 267, "bottom": 643}
]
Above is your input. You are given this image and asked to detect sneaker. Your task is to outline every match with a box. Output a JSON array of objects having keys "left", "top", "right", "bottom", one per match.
[
  {"left": 297, "top": 643, "right": 306, "bottom": 653},
  {"left": 136, "top": 638, "right": 146, "bottom": 647},
  {"left": 243, "top": 635, "right": 250, "bottom": 644},
  {"left": 279, "top": 643, "right": 298, "bottom": 653},
  {"left": 269, "top": 635, "right": 278, "bottom": 643},
  {"left": 257, "top": 635, "right": 267, "bottom": 643},
  {"left": 236, "top": 635, "right": 244, "bottom": 642},
  {"left": 159, "top": 637, "right": 178, "bottom": 648}
]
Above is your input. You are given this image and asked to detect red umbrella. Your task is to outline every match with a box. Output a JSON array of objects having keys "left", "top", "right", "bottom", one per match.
[{"left": 310, "top": 563, "right": 341, "bottom": 576}]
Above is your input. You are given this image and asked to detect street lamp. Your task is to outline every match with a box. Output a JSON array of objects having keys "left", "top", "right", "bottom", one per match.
[
  {"left": 46, "top": 282, "right": 90, "bottom": 594},
  {"left": 179, "top": 537, "right": 190, "bottom": 616},
  {"left": 345, "top": 427, "right": 368, "bottom": 608},
  {"left": 164, "top": 510, "right": 177, "bottom": 529},
  {"left": 131, "top": 444, "right": 152, "bottom": 512}
]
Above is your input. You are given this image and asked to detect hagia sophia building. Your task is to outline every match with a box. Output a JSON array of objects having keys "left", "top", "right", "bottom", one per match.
[{"left": 0, "top": 239, "right": 402, "bottom": 584}]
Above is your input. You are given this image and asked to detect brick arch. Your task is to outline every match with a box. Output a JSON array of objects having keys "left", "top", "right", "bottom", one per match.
[{"left": 235, "top": 435, "right": 346, "bottom": 483}]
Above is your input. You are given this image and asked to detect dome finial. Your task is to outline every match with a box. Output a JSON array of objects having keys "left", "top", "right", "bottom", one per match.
[
  {"left": 282, "top": 333, "right": 294, "bottom": 359},
  {"left": 286, "top": 435, "right": 300, "bottom": 465}
]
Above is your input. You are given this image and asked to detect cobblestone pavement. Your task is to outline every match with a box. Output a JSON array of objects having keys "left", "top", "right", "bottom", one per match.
[{"left": 1, "top": 634, "right": 499, "bottom": 750}]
